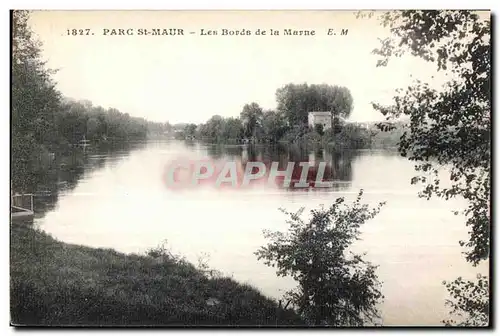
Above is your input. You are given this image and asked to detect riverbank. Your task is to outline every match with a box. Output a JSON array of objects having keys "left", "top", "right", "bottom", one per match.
[
  {"left": 10, "top": 224, "right": 302, "bottom": 326},
  {"left": 178, "top": 123, "right": 405, "bottom": 150}
]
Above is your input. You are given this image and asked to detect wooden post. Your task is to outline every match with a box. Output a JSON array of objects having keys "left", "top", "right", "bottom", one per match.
[{"left": 276, "top": 299, "right": 281, "bottom": 326}]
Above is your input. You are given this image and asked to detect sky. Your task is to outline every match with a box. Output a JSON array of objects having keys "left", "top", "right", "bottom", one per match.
[{"left": 28, "top": 10, "right": 466, "bottom": 124}]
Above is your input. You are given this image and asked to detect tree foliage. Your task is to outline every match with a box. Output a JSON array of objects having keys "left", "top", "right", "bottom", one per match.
[
  {"left": 11, "top": 11, "right": 168, "bottom": 193},
  {"left": 261, "top": 110, "right": 289, "bottom": 142},
  {"left": 56, "top": 99, "right": 151, "bottom": 144},
  {"left": 276, "top": 83, "right": 354, "bottom": 125},
  {"left": 442, "top": 275, "right": 489, "bottom": 326},
  {"left": 12, "top": 10, "right": 59, "bottom": 141},
  {"left": 196, "top": 116, "right": 244, "bottom": 142},
  {"left": 332, "top": 123, "right": 373, "bottom": 149},
  {"left": 371, "top": 10, "right": 490, "bottom": 265},
  {"left": 182, "top": 123, "right": 198, "bottom": 139},
  {"left": 369, "top": 10, "right": 490, "bottom": 327},
  {"left": 256, "top": 191, "right": 385, "bottom": 326},
  {"left": 191, "top": 83, "right": 357, "bottom": 144},
  {"left": 221, "top": 117, "right": 244, "bottom": 140},
  {"left": 240, "top": 103, "right": 264, "bottom": 138},
  {"left": 11, "top": 10, "right": 61, "bottom": 192},
  {"left": 198, "top": 115, "right": 225, "bottom": 141}
]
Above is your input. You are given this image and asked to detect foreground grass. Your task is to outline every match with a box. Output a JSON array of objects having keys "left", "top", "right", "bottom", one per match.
[{"left": 10, "top": 224, "right": 302, "bottom": 326}]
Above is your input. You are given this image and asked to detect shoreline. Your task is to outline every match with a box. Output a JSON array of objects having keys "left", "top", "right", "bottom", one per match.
[{"left": 10, "top": 224, "right": 302, "bottom": 326}]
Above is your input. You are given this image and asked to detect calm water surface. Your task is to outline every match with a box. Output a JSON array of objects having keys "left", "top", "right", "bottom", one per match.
[{"left": 34, "top": 140, "right": 488, "bottom": 326}]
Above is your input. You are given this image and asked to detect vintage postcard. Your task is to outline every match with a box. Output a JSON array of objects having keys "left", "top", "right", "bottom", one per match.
[{"left": 10, "top": 10, "right": 491, "bottom": 327}]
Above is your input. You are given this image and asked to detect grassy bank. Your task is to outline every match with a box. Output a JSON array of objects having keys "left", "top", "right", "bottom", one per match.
[{"left": 10, "top": 224, "right": 302, "bottom": 326}]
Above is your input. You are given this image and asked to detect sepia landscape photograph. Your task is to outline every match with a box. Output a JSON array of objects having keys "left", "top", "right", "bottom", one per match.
[{"left": 10, "top": 9, "right": 491, "bottom": 327}]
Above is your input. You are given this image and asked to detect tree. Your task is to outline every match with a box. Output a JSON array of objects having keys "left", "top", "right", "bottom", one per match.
[
  {"left": 12, "top": 11, "right": 61, "bottom": 146},
  {"left": 240, "top": 103, "right": 264, "bottom": 139},
  {"left": 276, "top": 83, "right": 354, "bottom": 125},
  {"left": 86, "top": 116, "right": 100, "bottom": 141},
  {"left": 11, "top": 10, "right": 61, "bottom": 192},
  {"left": 368, "top": 10, "right": 490, "bottom": 326},
  {"left": 442, "top": 275, "right": 489, "bottom": 326},
  {"left": 183, "top": 123, "right": 197, "bottom": 139},
  {"left": 198, "top": 115, "right": 224, "bottom": 141},
  {"left": 333, "top": 123, "right": 373, "bottom": 149},
  {"left": 261, "top": 110, "right": 289, "bottom": 142},
  {"left": 256, "top": 190, "right": 385, "bottom": 326},
  {"left": 11, "top": 10, "right": 162, "bottom": 193},
  {"left": 220, "top": 117, "right": 243, "bottom": 141},
  {"left": 371, "top": 10, "right": 490, "bottom": 265},
  {"left": 57, "top": 101, "right": 88, "bottom": 143}
]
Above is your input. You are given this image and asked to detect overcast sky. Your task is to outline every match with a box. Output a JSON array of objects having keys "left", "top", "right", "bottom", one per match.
[{"left": 28, "top": 10, "right": 462, "bottom": 124}]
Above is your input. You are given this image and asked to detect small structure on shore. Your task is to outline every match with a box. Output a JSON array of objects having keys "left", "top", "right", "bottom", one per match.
[
  {"left": 78, "top": 136, "right": 91, "bottom": 153},
  {"left": 79, "top": 135, "right": 91, "bottom": 146},
  {"left": 308, "top": 111, "right": 332, "bottom": 130},
  {"left": 11, "top": 193, "right": 34, "bottom": 224}
]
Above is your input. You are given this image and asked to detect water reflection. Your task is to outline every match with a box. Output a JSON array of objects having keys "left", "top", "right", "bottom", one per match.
[
  {"left": 22, "top": 140, "right": 488, "bottom": 326},
  {"left": 197, "top": 144, "right": 357, "bottom": 191},
  {"left": 12, "top": 141, "right": 146, "bottom": 219}
]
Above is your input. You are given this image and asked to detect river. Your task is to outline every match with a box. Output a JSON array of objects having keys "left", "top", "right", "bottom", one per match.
[{"left": 32, "top": 139, "right": 488, "bottom": 326}]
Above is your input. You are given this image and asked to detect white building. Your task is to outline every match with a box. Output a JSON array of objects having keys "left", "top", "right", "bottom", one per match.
[{"left": 308, "top": 111, "right": 332, "bottom": 130}]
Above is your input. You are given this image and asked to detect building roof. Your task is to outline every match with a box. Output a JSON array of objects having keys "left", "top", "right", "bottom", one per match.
[{"left": 308, "top": 111, "right": 332, "bottom": 116}]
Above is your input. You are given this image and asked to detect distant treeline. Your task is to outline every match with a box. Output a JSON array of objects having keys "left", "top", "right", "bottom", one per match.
[
  {"left": 176, "top": 83, "right": 406, "bottom": 149},
  {"left": 55, "top": 99, "right": 172, "bottom": 144},
  {"left": 11, "top": 11, "right": 169, "bottom": 192}
]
